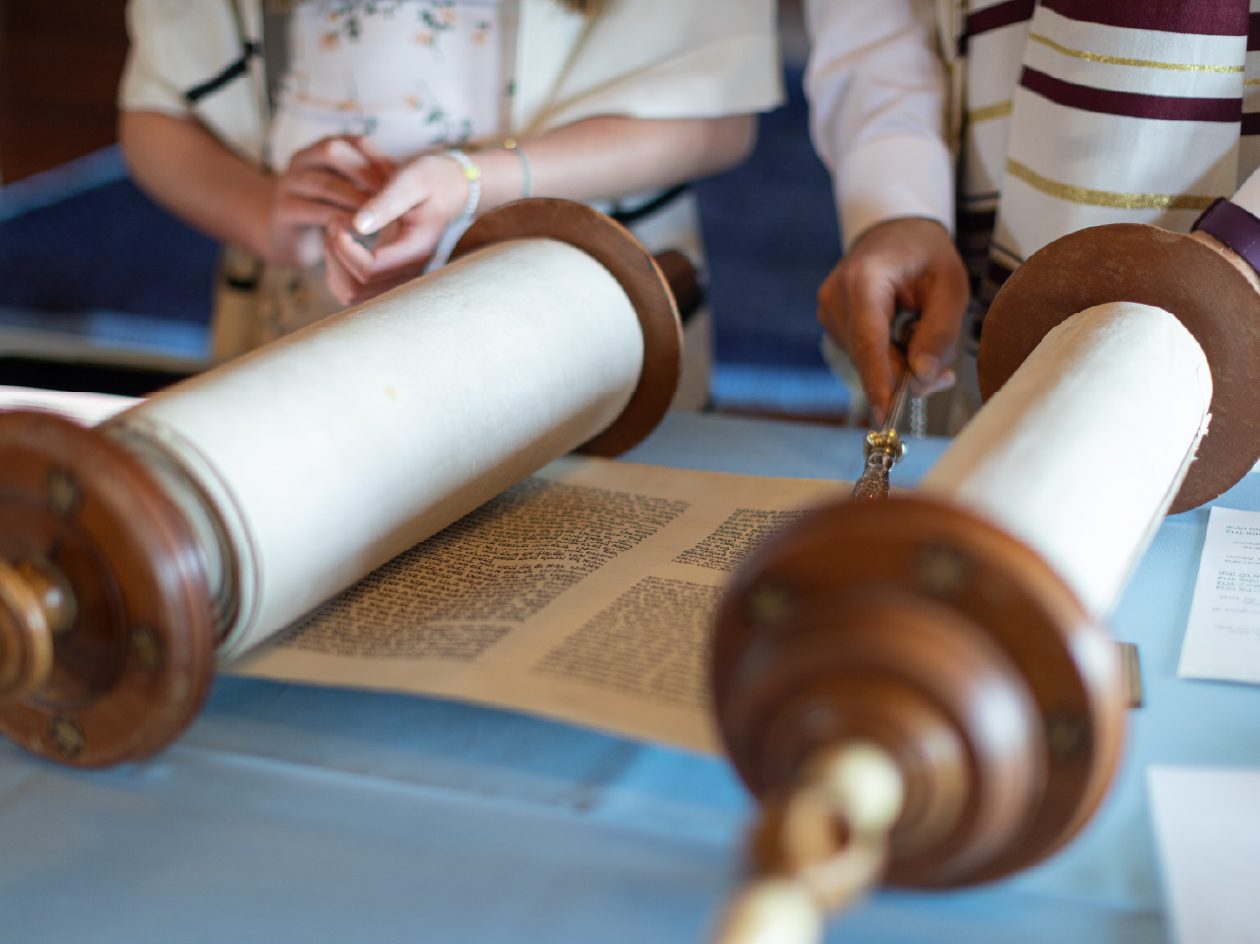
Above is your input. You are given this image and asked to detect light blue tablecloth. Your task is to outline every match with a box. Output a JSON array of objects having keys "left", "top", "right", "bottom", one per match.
[{"left": 2, "top": 412, "right": 1256, "bottom": 943}]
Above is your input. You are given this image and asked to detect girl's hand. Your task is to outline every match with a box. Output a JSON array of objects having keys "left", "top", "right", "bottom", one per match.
[
  {"left": 323, "top": 154, "right": 471, "bottom": 305},
  {"left": 269, "top": 136, "right": 394, "bottom": 267}
]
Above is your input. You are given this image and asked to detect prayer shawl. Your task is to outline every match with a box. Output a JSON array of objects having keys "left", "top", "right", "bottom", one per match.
[{"left": 941, "top": 0, "right": 1260, "bottom": 310}]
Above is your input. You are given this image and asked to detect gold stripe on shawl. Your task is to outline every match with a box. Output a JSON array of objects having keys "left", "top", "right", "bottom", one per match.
[
  {"left": 1028, "top": 33, "right": 1244, "bottom": 74},
  {"left": 1006, "top": 160, "right": 1218, "bottom": 210},
  {"left": 968, "top": 100, "right": 1013, "bottom": 123}
]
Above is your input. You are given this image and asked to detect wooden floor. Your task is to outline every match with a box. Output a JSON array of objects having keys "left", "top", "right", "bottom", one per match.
[{"left": 0, "top": 0, "right": 130, "bottom": 183}]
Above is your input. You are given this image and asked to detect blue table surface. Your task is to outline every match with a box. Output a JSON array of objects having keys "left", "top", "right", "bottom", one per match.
[{"left": 2, "top": 411, "right": 1257, "bottom": 944}]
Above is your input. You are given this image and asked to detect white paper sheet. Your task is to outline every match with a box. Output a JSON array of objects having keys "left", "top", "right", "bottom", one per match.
[
  {"left": 1179, "top": 506, "right": 1260, "bottom": 685},
  {"left": 1148, "top": 766, "right": 1260, "bottom": 944}
]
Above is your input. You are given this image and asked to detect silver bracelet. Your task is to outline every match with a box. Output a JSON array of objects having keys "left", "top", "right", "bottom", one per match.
[
  {"left": 504, "top": 137, "right": 532, "bottom": 199},
  {"left": 444, "top": 148, "right": 482, "bottom": 220}
]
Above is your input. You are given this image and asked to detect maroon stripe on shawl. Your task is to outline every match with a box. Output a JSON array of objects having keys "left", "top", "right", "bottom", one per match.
[
  {"left": 966, "top": 0, "right": 1037, "bottom": 38},
  {"left": 959, "top": 0, "right": 1035, "bottom": 54},
  {"left": 1040, "top": 0, "right": 1249, "bottom": 36},
  {"left": 1249, "top": 12, "right": 1260, "bottom": 50},
  {"left": 1243, "top": 112, "right": 1260, "bottom": 134},
  {"left": 986, "top": 259, "right": 1017, "bottom": 286},
  {"left": 1021, "top": 67, "right": 1242, "bottom": 121},
  {"left": 958, "top": 208, "right": 998, "bottom": 233}
]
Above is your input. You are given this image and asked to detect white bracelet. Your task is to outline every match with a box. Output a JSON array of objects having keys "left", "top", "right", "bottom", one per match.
[{"left": 445, "top": 148, "right": 482, "bottom": 220}]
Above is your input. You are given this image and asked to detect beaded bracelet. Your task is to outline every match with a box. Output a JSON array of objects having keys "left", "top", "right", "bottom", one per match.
[{"left": 444, "top": 148, "right": 482, "bottom": 221}]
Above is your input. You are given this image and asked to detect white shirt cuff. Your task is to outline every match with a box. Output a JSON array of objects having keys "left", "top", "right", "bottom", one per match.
[
  {"left": 837, "top": 132, "right": 955, "bottom": 251},
  {"left": 1232, "top": 164, "right": 1260, "bottom": 218}
]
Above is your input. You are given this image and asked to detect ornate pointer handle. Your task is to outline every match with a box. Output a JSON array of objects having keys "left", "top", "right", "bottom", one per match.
[
  {"left": 851, "top": 368, "right": 912, "bottom": 501},
  {"left": 709, "top": 743, "right": 904, "bottom": 944}
]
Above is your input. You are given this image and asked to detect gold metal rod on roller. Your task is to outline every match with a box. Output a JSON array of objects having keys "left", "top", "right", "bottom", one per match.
[
  {"left": 851, "top": 368, "right": 912, "bottom": 502},
  {"left": 0, "top": 559, "right": 77, "bottom": 702}
]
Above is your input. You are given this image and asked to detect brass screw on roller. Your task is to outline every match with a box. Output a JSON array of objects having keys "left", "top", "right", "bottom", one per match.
[
  {"left": 49, "top": 714, "right": 85, "bottom": 758},
  {"left": 46, "top": 467, "right": 82, "bottom": 518},
  {"left": 0, "top": 559, "right": 78, "bottom": 702}
]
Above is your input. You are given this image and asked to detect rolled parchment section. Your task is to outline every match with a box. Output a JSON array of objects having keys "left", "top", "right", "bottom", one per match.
[
  {"left": 920, "top": 301, "right": 1213, "bottom": 617},
  {"left": 105, "top": 237, "right": 648, "bottom": 659}
]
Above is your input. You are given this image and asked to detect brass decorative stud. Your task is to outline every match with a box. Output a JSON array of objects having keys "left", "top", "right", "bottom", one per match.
[
  {"left": 915, "top": 545, "right": 970, "bottom": 598},
  {"left": 46, "top": 467, "right": 82, "bottom": 518},
  {"left": 746, "top": 581, "right": 796, "bottom": 629},
  {"left": 132, "top": 627, "right": 162, "bottom": 673},
  {"left": 1045, "top": 712, "right": 1088, "bottom": 762},
  {"left": 49, "top": 714, "right": 85, "bottom": 758}
]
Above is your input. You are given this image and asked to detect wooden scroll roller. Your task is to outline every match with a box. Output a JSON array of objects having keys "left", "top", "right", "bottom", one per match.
[
  {"left": 0, "top": 199, "right": 683, "bottom": 767},
  {"left": 707, "top": 223, "right": 1260, "bottom": 944}
]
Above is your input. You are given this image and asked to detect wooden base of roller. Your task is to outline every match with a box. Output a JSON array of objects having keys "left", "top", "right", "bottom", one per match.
[
  {"left": 980, "top": 223, "right": 1260, "bottom": 513},
  {"left": 0, "top": 412, "right": 214, "bottom": 767},
  {"left": 712, "top": 495, "right": 1127, "bottom": 888}
]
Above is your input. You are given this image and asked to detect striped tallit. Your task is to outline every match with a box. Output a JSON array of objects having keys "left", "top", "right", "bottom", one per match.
[{"left": 948, "top": 0, "right": 1260, "bottom": 315}]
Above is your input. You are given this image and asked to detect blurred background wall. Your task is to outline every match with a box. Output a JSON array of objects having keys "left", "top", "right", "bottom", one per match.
[{"left": 0, "top": 0, "right": 130, "bottom": 183}]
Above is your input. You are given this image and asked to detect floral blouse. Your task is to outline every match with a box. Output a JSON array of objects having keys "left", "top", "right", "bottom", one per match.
[{"left": 269, "top": 0, "right": 509, "bottom": 170}]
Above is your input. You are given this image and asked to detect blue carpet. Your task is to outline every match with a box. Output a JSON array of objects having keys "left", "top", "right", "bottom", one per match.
[
  {"left": 694, "top": 67, "right": 842, "bottom": 371},
  {"left": 695, "top": 67, "right": 848, "bottom": 415},
  {"left": 0, "top": 148, "right": 218, "bottom": 325}
]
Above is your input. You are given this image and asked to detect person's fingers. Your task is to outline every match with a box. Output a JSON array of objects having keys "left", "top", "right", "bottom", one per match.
[
  {"left": 906, "top": 254, "right": 970, "bottom": 384},
  {"left": 273, "top": 194, "right": 344, "bottom": 229},
  {"left": 841, "top": 258, "right": 897, "bottom": 425},
  {"left": 324, "top": 227, "right": 417, "bottom": 305},
  {"left": 326, "top": 216, "right": 437, "bottom": 290},
  {"left": 366, "top": 217, "right": 445, "bottom": 270},
  {"left": 354, "top": 155, "right": 469, "bottom": 236},
  {"left": 324, "top": 222, "right": 398, "bottom": 305},
  {"left": 326, "top": 220, "right": 386, "bottom": 285},
  {"left": 816, "top": 265, "right": 847, "bottom": 342},
  {"left": 348, "top": 135, "right": 393, "bottom": 167},
  {"left": 353, "top": 163, "right": 435, "bottom": 235},
  {"left": 323, "top": 236, "right": 363, "bottom": 307},
  {"left": 345, "top": 137, "right": 397, "bottom": 192},
  {"left": 290, "top": 137, "right": 387, "bottom": 192},
  {"left": 910, "top": 368, "right": 956, "bottom": 399},
  {"left": 282, "top": 168, "right": 367, "bottom": 211}
]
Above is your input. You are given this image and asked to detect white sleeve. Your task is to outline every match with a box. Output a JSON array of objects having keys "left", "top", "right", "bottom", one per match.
[
  {"left": 804, "top": 0, "right": 954, "bottom": 250},
  {"left": 525, "top": 0, "right": 783, "bottom": 133},
  {"left": 1233, "top": 164, "right": 1260, "bottom": 216},
  {"left": 118, "top": 0, "right": 197, "bottom": 119},
  {"left": 118, "top": 0, "right": 267, "bottom": 166}
]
